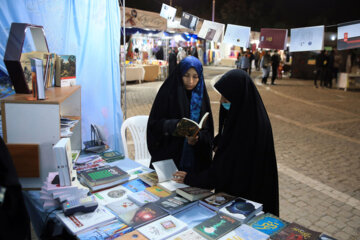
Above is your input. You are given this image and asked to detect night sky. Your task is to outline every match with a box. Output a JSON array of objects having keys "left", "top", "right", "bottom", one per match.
[{"left": 124, "top": 0, "right": 359, "bottom": 31}]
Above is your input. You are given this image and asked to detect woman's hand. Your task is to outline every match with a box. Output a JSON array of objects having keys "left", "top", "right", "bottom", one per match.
[
  {"left": 186, "top": 135, "right": 199, "bottom": 146},
  {"left": 172, "top": 171, "right": 187, "bottom": 183}
]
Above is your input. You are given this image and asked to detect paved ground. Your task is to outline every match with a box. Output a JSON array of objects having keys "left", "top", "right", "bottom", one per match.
[{"left": 123, "top": 66, "right": 360, "bottom": 240}]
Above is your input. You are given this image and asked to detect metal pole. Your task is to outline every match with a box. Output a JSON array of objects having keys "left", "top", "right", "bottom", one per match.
[{"left": 212, "top": 0, "right": 215, "bottom": 21}]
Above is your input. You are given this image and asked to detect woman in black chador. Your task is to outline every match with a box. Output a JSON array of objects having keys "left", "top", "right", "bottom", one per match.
[
  {"left": 174, "top": 69, "right": 279, "bottom": 216},
  {"left": 147, "top": 56, "right": 214, "bottom": 174}
]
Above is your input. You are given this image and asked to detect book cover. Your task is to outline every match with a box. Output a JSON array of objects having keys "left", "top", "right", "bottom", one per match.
[
  {"left": 93, "top": 185, "right": 130, "bottom": 205},
  {"left": 200, "top": 192, "right": 236, "bottom": 211},
  {"left": 138, "top": 172, "right": 159, "bottom": 186},
  {"left": 79, "top": 166, "right": 129, "bottom": 187},
  {"left": 106, "top": 198, "right": 139, "bottom": 217},
  {"left": 122, "top": 179, "right": 150, "bottom": 193},
  {"left": 101, "top": 150, "right": 125, "bottom": 163},
  {"left": 176, "top": 187, "right": 213, "bottom": 201},
  {"left": 168, "top": 228, "right": 206, "bottom": 240},
  {"left": 319, "top": 233, "right": 338, "bottom": 240},
  {"left": 76, "top": 220, "right": 132, "bottom": 240},
  {"left": 128, "top": 191, "right": 160, "bottom": 206},
  {"left": 138, "top": 215, "right": 188, "bottom": 240},
  {"left": 114, "top": 230, "right": 149, "bottom": 240},
  {"left": 127, "top": 166, "right": 154, "bottom": 181},
  {"left": 155, "top": 194, "right": 197, "bottom": 214},
  {"left": 247, "top": 213, "right": 288, "bottom": 236},
  {"left": 173, "top": 203, "right": 217, "bottom": 228},
  {"left": 193, "top": 213, "right": 241, "bottom": 240},
  {"left": 30, "top": 58, "right": 46, "bottom": 99},
  {"left": 55, "top": 54, "right": 76, "bottom": 87},
  {"left": 218, "top": 224, "right": 270, "bottom": 240},
  {"left": 119, "top": 202, "right": 169, "bottom": 229},
  {"left": 172, "top": 112, "right": 209, "bottom": 137},
  {"left": 219, "top": 197, "right": 263, "bottom": 223},
  {"left": 145, "top": 186, "right": 171, "bottom": 198},
  {"left": 272, "top": 222, "right": 321, "bottom": 240}
]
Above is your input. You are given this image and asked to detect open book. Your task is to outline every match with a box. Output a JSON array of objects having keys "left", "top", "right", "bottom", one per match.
[
  {"left": 173, "top": 112, "right": 209, "bottom": 137},
  {"left": 152, "top": 159, "right": 188, "bottom": 192}
]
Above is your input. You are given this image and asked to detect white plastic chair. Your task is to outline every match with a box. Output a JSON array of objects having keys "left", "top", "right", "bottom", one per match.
[{"left": 121, "top": 115, "right": 151, "bottom": 167}]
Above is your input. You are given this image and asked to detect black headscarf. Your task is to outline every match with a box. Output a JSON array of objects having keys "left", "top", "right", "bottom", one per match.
[
  {"left": 184, "top": 69, "right": 279, "bottom": 216},
  {"left": 147, "top": 56, "right": 214, "bottom": 174}
]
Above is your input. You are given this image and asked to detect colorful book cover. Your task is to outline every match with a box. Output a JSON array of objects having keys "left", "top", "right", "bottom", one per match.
[
  {"left": 114, "top": 230, "right": 149, "bottom": 240},
  {"left": 106, "top": 198, "right": 140, "bottom": 217},
  {"left": 93, "top": 185, "right": 130, "bottom": 205},
  {"left": 219, "top": 197, "right": 263, "bottom": 223},
  {"left": 247, "top": 213, "right": 288, "bottom": 236},
  {"left": 138, "top": 215, "right": 188, "bottom": 240},
  {"left": 128, "top": 191, "right": 160, "bottom": 206},
  {"left": 76, "top": 220, "right": 132, "bottom": 240},
  {"left": 145, "top": 186, "right": 171, "bottom": 198},
  {"left": 138, "top": 172, "right": 159, "bottom": 186},
  {"left": 194, "top": 213, "right": 241, "bottom": 240},
  {"left": 127, "top": 167, "right": 153, "bottom": 181},
  {"left": 173, "top": 203, "right": 217, "bottom": 228},
  {"left": 155, "top": 194, "right": 197, "bottom": 214},
  {"left": 122, "top": 179, "right": 150, "bottom": 193},
  {"left": 218, "top": 224, "right": 270, "bottom": 240},
  {"left": 79, "top": 166, "right": 129, "bottom": 186},
  {"left": 169, "top": 228, "right": 206, "bottom": 240},
  {"left": 272, "top": 222, "right": 321, "bottom": 240},
  {"left": 101, "top": 151, "right": 125, "bottom": 163},
  {"left": 200, "top": 192, "right": 236, "bottom": 211}
]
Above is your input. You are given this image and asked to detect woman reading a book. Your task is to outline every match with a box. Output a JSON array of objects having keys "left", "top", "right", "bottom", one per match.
[
  {"left": 147, "top": 56, "right": 214, "bottom": 175},
  {"left": 173, "top": 69, "right": 279, "bottom": 216}
]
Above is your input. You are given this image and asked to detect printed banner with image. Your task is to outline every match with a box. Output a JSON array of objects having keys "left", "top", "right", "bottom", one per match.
[
  {"left": 160, "top": 3, "right": 177, "bottom": 21},
  {"left": 223, "top": 24, "right": 251, "bottom": 48},
  {"left": 121, "top": 7, "right": 167, "bottom": 30},
  {"left": 198, "top": 20, "right": 225, "bottom": 43},
  {"left": 180, "top": 12, "right": 199, "bottom": 31},
  {"left": 290, "top": 25, "right": 324, "bottom": 52},
  {"left": 258, "top": 28, "right": 288, "bottom": 50},
  {"left": 337, "top": 20, "right": 360, "bottom": 50}
]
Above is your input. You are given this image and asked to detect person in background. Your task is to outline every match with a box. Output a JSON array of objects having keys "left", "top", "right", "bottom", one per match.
[
  {"left": 190, "top": 46, "right": 199, "bottom": 59},
  {"left": 235, "top": 53, "right": 241, "bottom": 69},
  {"left": 173, "top": 69, "right": 279, "bottom": 216},
  {"left": 177, "top": 47, "right": 187, "bottom": 63},
  {"left": 314, "top": 50, "right": 325, "bottom": 88},
  {"left": 254, "top": 50, "right": 260, "bottom": 71},
  {"left": 155, "top": 46, "right": 164, "bottom": 60},
  {"left": 260, "top": 50, "right": 271, "bottom": 84},
  {"left": 247, "top": 48, "right": 255, "bottom": 76},
  {"left": 333, "top": 49, "right": 342, "bottom": 85},
  {"left": 325, "top": 50, "right": 335, "bottom": 88},
  {"left": 168, "top": 48, "right": 177, "bottom": 75},
  {"left": 271, "top": 50, "right": 281, "bottom": 85},
  {"left": 240, "top": 51, "right": 251, "bottom": 74},
  {"left": 147, "top": 56, "right": 214, "bottom": 175}
]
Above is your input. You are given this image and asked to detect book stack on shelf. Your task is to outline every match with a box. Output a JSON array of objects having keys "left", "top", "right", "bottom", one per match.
[{"left": 60, "top": 117, "right": 79, "bottom": 137}]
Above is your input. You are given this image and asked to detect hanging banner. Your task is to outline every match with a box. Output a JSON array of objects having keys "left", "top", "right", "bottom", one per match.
[
  {"left": 167, "top": 17, "right": 203, "bottom": 33},
  {"left": 290, "top": 25, "right": 324, "bottom": 52},
  {"left": 258, "top": 28, "right": 288, "bottom": 50},
  {"left": 121, "top": 7, "right": 167, "bottom": 30},
  {"left": 337, "top": 20, "right": 360, "bottom": 50},
  {"left": 160, "top": 3, "right": 176, "bottom": 21},
  {"left": 180, "top": 12, "right": 199, "bottom": 31},
  {"left": 223, "top": 24, "right": 251, "bottom": 48},
  {"left": 198, "top": 20, "right": 225, "bottom": 43}
]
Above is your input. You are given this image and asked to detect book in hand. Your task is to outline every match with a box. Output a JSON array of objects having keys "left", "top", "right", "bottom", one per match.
[
  {"left": 173, "top": 112, "right": 209, "bottom": 137},
  {"left": 219, "top": 197, "right": 263, "bottom": 223},
  {"left": 193, "top": 213, "right": 241, "bottom": 240},
  {"left": 199, "top": 192, "right": 237, "bottom": 212},
  {"left": 218, "top": 224, "right": 270, "bottom": 240},
  {"left": 137, "top": 215, "right": 188, "bottom": 240},
  {"left": 271, "top": 222, "right": 321, "bottom": 240},
  {"left": 138, "top": 172, "right": 159, "bottom": 186},
  {"left": 76, "top": 220, "right": 132, "bottom": 240},
  {"left": 247, "top": 212, "right": 289, "bottom": 236},
  {"left": 152, "top": 159, "right": 189, "bottom": 192},
  {"left": 176, "top": 187, "right": 213, "bottom": 201},
  {"left": 114, "top": 230, "right": 149, "bottom": 240},
  {"left": 155, "top": 193, "right": 197, "bottom": 214},
  {"left": 127, "top": 190, "right": 160, "bottom": 206},
  {"left": 78, "top": 166, "right": 130, "bottom": 192}
]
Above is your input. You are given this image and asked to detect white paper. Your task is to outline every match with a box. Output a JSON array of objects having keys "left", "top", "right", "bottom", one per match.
[
  {"left": 152, "top": 159, "right": 178, "bottom": 183},
  {"left": 290, "top": 25, "right": 324, "bottom": 52},
  {"left": 160, "top": 3, "right": 177, "bottom": 21},
  {"left": 198, "top": 20, "right": 225, "bottom": 43},
  {"left": 223, "top": 24, "right": 251, "bottom": 48}
]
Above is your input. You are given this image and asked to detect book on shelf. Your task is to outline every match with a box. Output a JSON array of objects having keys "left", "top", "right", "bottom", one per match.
[
  {"left": 138, "top": 171, "right": 159, "bottom": 186},
  {"left": 145, "top": 185, "right": 171, "bottom": 198},
  {"left": 137, "top": 215, "right": 188, "bottom": 240},
  {"left": 93, "top": 185, "right": 130, "bottom": 205},
  {"left": 114, "top": 230, "right": 149, "bottom": 240},
  {"left": 122, "top": 179, "right": 150, "bottom": 193},
  {"left": 155, "top": 193, "right": 197, "bottom": 214},
  {"left": 247, "top": 212, "right": 289, "bottom": 236},
  {"left": 173, "top": 202, "right": 217, "bottom": 228},
  {"left": 100, "top": 150, "right": 125, "bottom": 163},
  {"left": 219, "top": 197, "right": 263, "bottom": 223},
  {"left": 127, "top": 190, "right": 160, "bottom": 206},
  {"left": 152, "top": 159, "right": 189, "bottom": 192},
  {"left": 30, "top": 58, "right": 46, "bottom": 100},
  {"left": 199, "top": 192, "right": 237, "bottom": 212},
  {"left": 218, "top": 224, "right": 270, "bottom": 240},
  {"left": 118, "top": 202, "right": 169, "bottom": 229},
  {"left": 55, "top": 206, "right": 116, "bottom": 235},
  {"left": 271, "top": 222, "right": 321, "bottom": 240},
  {"left": 193, "top": 213, "right": 241, "bottom": 240},
  {"left": 76, "top": 220, "right": 132, "bottom": 240},
  {"left": 173, "top": 112, "right": 209, "bottom": 137},
  {"left": 106, "top": 198, "right": 140, "bottom": 217},
  {"left": 176, "top": 187, "right": 213, "bottom": 201},
  {"left": 78, "top": 166, "right": 130, "bottom": 192},
  {"left": 168, "top": 228, "right": 207, "bottom": 240},
  {"left": 55, "top": 54, "right": 76, "bottom": 87}
]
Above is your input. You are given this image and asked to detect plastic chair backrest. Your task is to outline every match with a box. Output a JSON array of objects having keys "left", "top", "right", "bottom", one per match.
[{"left": 121, "top": 115, "right": 151, "bottom": 167}]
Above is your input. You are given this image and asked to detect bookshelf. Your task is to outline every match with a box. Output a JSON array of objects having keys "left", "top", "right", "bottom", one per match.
[{"left": 0, "top": 85, "right": 81, "bottom": 189}]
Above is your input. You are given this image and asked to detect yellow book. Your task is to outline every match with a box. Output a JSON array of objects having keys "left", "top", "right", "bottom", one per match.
[{"left": 145, "top": 186, "right": 171, "bottom": 198}]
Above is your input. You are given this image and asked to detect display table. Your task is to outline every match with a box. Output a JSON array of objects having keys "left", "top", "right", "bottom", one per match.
[
  {"left": 338, "top": 72, "right": 360, "bottom": 91},
  {"left": 125, "top": 66, "right": 145, "bottom": 83},
  {"left": 143, "top": 65, "right": 160, "bottom": 82},
  {"left": 220, "top": 58, "right": 237, "bottom": 67}
]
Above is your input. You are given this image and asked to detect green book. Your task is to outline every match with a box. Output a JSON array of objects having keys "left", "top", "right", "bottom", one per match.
[{"left": 100, "top": 150, "right": 125, "bottom": 163}]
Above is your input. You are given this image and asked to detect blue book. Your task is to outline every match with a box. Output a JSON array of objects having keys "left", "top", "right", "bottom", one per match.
[
  {"left": 76, "top": 220, "right": 132, "bottom": 240},
  {"left": 122, "top": 179, "right": 150, "bottom": 193},
  {"left": 247, "top": 213, "right": 288, "bottom": 236},
  {"left": 173, "top": 202, "right": 217, "bottom": 228},
  {"left": 108, "top": 158, "right": 143, "bottom": 172}
]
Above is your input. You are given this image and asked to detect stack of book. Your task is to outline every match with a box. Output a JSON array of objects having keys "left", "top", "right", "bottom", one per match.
[
  {"left": 61, "top": 117, "right": 79, "bottom": 137},
  {"left": 176, "top": 186, "right": 213, "bottom": 201},
  {"left": 219, "top": 197, "right": 263, "bottom": 223},
  {"left": 199, "top": 192, "right": 237, "bottom": 212}
]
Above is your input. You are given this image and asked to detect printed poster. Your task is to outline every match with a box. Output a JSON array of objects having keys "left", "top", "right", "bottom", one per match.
[
  {"left": 223, "top": 24, "right": 251, "bottom": 48},
  {"left": 290, "top": 25, "right": 325, "bottom": 52},
  {"left": 198, "top": 20, "right": 225, "bottom": 43},
  {"left": 120, "top": 7, "right": 167, "bottom": 30},
  {"left": 337, "top": 20, "right": 360, "bottom": 50},
  {"left": 160, "top": 3, "right": 177, "bottom": 21},
  {"left": 258, "top": 28, "right": 288, "bottom": 50},
  {"left": 180, "top": 12, "right": 199, "bottom": 31}
]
